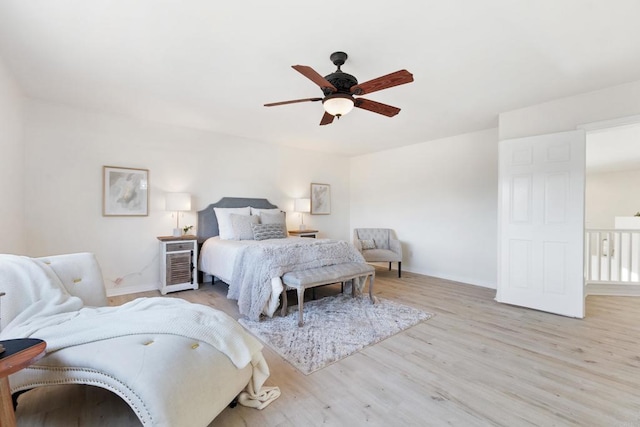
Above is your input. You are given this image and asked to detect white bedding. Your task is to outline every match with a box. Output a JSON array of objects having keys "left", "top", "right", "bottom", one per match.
[
  {"left": 200, "top": 236, "right": 317, "bottom": 283},
  {"left": 199, "top": 236, "right": 365, "bottom": 320},
  {"left": 200, "top": 237, "right": 302, "bottom": 317},
  {"left": 200, "top": 236, "right": 256, "bottom": 283}
]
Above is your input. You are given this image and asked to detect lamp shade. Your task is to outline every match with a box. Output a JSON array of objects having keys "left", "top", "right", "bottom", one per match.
[
  {"left": 166, "top": 192, "right": 191, "bottom": 211},
  {"left": 322, "top": 94, "right": 355, "bottom": 117},
  {"left": 294, "top": 198, "right": 311, "bottom": 213}
]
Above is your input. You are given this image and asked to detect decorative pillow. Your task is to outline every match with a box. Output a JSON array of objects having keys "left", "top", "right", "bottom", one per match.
[
  {"left": 230, "top": 213, "right": 259, "bottom": 240},
  {"left": 252, "top": 223, "right": 287, "bottom": 241},
  {"left": 250, "top": 207, "right": 281, "bottom": 216},
  {"left": 360, "top": 239, "right": 376, "bottom": 250},
  {"left": 260, "top": 211, "right": 286, "bottom": 226},
  {"left": 214, "top": 207, "right": 251, "bottom": 240}
]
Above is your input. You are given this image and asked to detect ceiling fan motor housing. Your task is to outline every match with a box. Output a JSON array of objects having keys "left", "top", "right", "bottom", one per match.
[
  {"left": 323, "top": 72, "right": 358, "bottom": 96},
  {"left": 322, "top": 51, "right": 358, "bottom": 96}
]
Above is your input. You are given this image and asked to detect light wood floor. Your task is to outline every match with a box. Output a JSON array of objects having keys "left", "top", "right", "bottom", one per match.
[{"left": 15, "top": 268, "right": 640, "bottom": 426}]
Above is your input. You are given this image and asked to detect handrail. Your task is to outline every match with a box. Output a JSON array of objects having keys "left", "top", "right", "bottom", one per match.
[{"left": 585, "top": 229, "right": 640, "bottom": 284}]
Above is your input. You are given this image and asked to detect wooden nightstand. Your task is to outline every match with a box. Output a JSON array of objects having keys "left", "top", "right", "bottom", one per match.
[
  {"left": 288, "top": 229, "right": 318, "bottom": 238},
  {"left": 157, "top": 235, "right": 198, "bottom": 295}
]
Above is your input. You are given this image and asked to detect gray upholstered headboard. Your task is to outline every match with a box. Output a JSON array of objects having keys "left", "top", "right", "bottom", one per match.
[{"left": 196, "top": 197, "right": 278, "bottom": 244}]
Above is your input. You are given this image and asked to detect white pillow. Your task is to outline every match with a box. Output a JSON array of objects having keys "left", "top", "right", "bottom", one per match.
[
  {"left": 230, "top": 213, "right": 259, "bottom": 240},
  {"left": 250, "top": 207, "right": 281, "bottom": 216},
  {"left": 214, "top": 207, "right": 251, "bottom": 239},
  {"left": 260, "top": 211, "right": 285, "bottom": 225}
]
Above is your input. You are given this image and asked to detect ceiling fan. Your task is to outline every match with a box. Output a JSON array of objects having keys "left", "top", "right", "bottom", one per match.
[{"left": 264, "top": 52, "right": 414, "bottom": 126}]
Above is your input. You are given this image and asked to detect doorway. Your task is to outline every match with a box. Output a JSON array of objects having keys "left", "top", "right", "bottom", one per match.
[{"left": 585, "top": 121, "right": 640, "bottom": 296}]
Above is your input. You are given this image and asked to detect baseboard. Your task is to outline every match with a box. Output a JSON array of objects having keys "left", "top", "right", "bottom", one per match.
[
  {"left": 104, "top": 270, "right": 498, "bottom": 297},
  {"left": 436, "top": 274, "right": 496, "bottom": 290},
  {"left": 409, "top": 268, "right": 496, "bottom": 290},
  {"left": 585, "top": 283, "right": 640, "bottom": 297},
  {"left": 106, "top": 282, "right": 160, "bottom": 297},
  {"left": 368, "top": 263, "right": 497, "bottom": 290}
]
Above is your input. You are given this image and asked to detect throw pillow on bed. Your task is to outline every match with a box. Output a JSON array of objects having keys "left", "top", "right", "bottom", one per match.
[
  {"left": 214, "top": 207, "right": 251, "bottom": 239},
  {"left": 252, "top": 223, "right": 287, "bottom": 240},
  {"left": 360, "top": 239, "right": 376, "bottom": 250},
  {"left": 260, "top": 211, "right": 286, "bottom": 226},
  {"left": 230, "top": 213, "right": 260, "bottom": 240}
]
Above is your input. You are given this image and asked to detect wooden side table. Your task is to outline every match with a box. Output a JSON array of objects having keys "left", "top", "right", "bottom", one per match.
[
  {"left": 157, "top": 235, "right": 199, "bottom": 295},
  {"left": 0, "top": 338, "right": 46, "bottom": 426},
  {"left": 288, "top": 229, "right": 318, "bottom": 238}
]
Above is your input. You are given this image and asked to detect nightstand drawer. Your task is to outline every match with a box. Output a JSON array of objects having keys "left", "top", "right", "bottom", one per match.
[{"left": 166, "top": 241, "right": 195, "bottom": 252}]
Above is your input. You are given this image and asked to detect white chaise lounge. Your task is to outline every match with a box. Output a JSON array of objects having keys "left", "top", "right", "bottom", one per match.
[{"left": 0, "top": 253, "right": 279, "bottom": 426}]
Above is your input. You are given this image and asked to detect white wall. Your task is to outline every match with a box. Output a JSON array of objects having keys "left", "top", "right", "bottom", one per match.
[
  {"left": 18, "top": 76, "right": 640, "bottom": 297},
  {"left": 23, "top": 100, "right": 350, "bottom": 295},
  {"left": 500, "top": 79, "right": 640, "bottom": 140},
  {"left": 586, "top": 169, "right": 640, "bottom": 229},
  {"left": 350, "top": 128, "right": 498, "bottom": 288},
  {"left": 0, "top": 56, "right": 25, "bottom": 254}
]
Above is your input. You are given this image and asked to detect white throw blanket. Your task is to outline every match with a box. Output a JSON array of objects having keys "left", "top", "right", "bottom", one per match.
[
  {"left": 0, "top": 255, "right": 280, "bottom": 409},
  {"left": 229, "top": 238, "right": 365, "bottom": 320}
]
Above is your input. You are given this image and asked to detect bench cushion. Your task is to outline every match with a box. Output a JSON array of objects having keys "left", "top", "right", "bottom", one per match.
[{"left": 282, "top": 262, "right": 374, "bottom": 288}]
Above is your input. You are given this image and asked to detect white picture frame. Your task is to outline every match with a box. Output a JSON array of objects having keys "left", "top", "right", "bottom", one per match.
[
  {"left": 310, "top": 183, "right": 331, "bottom": 215},
  {"left": 103, "top": 166, "right": 149, "bottom": 216}
]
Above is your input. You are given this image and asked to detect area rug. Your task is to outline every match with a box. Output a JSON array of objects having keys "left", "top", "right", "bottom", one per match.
[{"left": 238, "top": 294, "right": 432, "bottom": 375}]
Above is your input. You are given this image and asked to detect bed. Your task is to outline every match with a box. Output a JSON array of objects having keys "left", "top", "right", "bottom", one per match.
[{"left": 197, "top": 197, "right": 366, "bottom": 320}]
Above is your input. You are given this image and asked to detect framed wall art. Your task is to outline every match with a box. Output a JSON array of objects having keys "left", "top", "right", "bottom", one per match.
[
  {"left": 103, "top": 166, "right": 149, "bottom": 216},
  {"left": 310, "top": 183, "right": 331, "bottom": 215}
]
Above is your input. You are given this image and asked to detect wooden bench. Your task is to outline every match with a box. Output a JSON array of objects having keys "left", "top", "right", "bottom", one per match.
[{"left": 281, "top": 262, "right": 375, "bottom": 327}]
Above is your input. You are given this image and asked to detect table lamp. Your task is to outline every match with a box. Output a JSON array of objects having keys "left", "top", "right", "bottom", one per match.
[
  {"left": 166, "top": 192, "right": 191, "bottom": 237},
  {"left": 294, "top": 198, "right": 311, "bottom": 230}
]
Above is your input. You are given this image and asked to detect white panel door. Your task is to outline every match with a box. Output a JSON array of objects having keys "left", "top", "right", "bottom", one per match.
[{"left": 497, "top": 130, "right": 585, "bottom": 318}]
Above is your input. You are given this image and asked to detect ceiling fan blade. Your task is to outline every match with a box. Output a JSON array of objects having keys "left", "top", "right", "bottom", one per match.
[
  {"left": 354, "top": 98, "right": 401, "bottom": 117},
  {"left": 292, "top": 65, "right": 337, "bottom": 92},
  {"left": 319, "top": 111, "right": 335, "bottom": 126},
  {"left": 264, "top": 97, "right": 322, "bottom": 107},
  {"left": 350, "top": 69, "right": 414, "bottom": 96}
]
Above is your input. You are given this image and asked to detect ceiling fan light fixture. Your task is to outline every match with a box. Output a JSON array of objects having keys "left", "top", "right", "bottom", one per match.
[{"left": 322, "top": 93, "right": 354, "bottom": 117}]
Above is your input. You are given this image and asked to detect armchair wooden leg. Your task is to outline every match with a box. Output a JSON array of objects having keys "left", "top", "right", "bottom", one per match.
[
  {"left": 388, "top": 262, "right": 392, "bottom": 271},
  {"left": 398, "top": 262, "right": 401, "bottom": 278}
]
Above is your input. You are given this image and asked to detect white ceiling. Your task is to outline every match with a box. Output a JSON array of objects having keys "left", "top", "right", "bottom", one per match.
[{"left": 1, "top": 1, "right": 640, "bottom": 157}]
